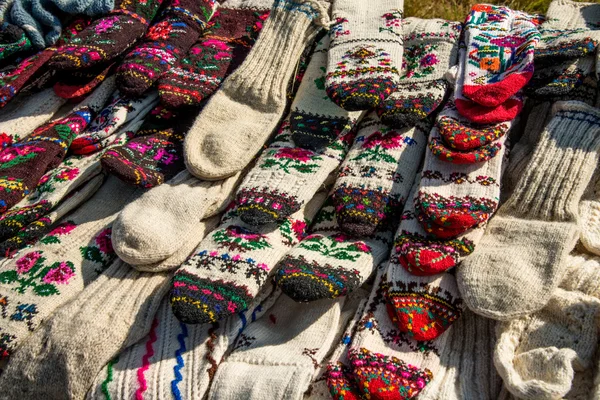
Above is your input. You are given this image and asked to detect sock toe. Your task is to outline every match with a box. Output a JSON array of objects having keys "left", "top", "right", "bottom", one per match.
[
  {"left": 327, "top": 78, "right": 395, "bottom": 111},
  {"left": 274, "top": 255, "right": 362, "bottom": 302},
  {"left": 237, "top": 188, "right": 300, "bottom": 226},
  {"left": 333, "top": 186, "right": 390, "bottom": 237},
  {"left": 100, "top": 149, "right": 164, "bottom": 188},
  {"left": 290, "top": 112, "right": 348, "bottom": 151}
]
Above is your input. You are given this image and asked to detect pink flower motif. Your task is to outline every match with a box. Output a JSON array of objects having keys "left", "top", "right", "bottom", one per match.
[
  {"left": 203, "top": 39, "right": 230, "bottom": 52},
  {"left": 226, "top": 226, "right": 266, "bottom": 241},
  {"left": 48, "top": 222, "right": 77, "bottom": 236},
  {"left": 56, "top": 168, "right": 79, "bottom": 181},
  {"left": 190, "top": 46, "right": 203, "bottom": 55},
  {"left": 95, "top": 228, "right": 113, "bottom": 254},
  {"left": 95, "top": 16, "right": 119, "bottom": 34},
  {"left": 362, "top": 131, "right": 403, "bottom": 149},
  {"left": 353, "top": 242, "right": 371, "bottom": 253},
  {"left": 332, "top": 233, "right": 350, "bottom": 243},
  {"left": 257, "top": 263, "right": 269, "bottom": 271},
  {"left": 152, "top": 148, "right": 177, "bottom": 165},
  {"left": 43, "top": 262, "right": 74, "bottom": 284},
  {"left": 16, "top": 252, "right": 42, "bottom": 274},
  {"left": 490, "top": 35, "right": 526, "bottom": 48},
  {"left": 38, "top": 174, "right": 50, "bottom": 185},
  {"left": 273, "top": 147, "right": 314, "bottom": 162},
  {"left": 420, "top": 53, "right": 439, "bottom": 67},
  {"left": 291, "top": 220, "right": 307, "bottom": 240},
  {"left": 128, "top": 142, "right": 152, "bottom": 153}
]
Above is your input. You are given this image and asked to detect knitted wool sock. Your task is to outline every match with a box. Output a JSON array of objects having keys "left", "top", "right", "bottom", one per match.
[
  {"left": 0, "top": 174, "right": 104, "bottom": 257},
  {"left": 0, "top": 88, "right": 66, "bottom": 141},
  {"left": 158, "top": 0, "right": 271, "bottom": 109},
  {"left": 457, "top": 101, "right": 600, "bottom": 320},
  {"left": 100, "top": 105, "right": 194, "bottom": 188},
  {"left": 326, "top": 264, "right": 450, "bottom": 399},
  {"left": 528, "top": 55, "right": 596, "bottom": 97},
  {"left": 325, "top": 1, "right": 403, "bottom": 111},
  {"left": 494, "top": 288, "right": 600, "bottom": 400},
  {"left": 392, "top": 178, "right": 486, "bottom": 277},
  {"left": 208, "top": 294, "right": 348, "bottom": 400},
  {"left": 52, "top": 61, "right": 115, "bottom": 100},
  {"left": 273, "top": 197, "right": 393, "bottom": 302},
  {"left": 415, "top": 123, "right": 506, "bottom": 239},
  {"left": 183, "top": 0, "right": 330, "bottom": 180},
  {"left": 289, "top": 34, "right": 363, "bottom": 151},
  {"left": 0, "top": 23, "right": 31, "bottom": 60},
  {"left": 113, "top": 170, "right": 240, "bottom": 266},
  {"left": 0, "top": 259, "right": 169, "bottom": 400},
  {"left": 170, "top": 191, "right": 327, "bottom": 324},
  {"left": 48, "top": 0, "right": 165, "bottom": 70},
  {"left": 87, "top": 283, "right": 279, "bottom": 400},
  {"left": 236, "top": 116, "right": 353, "bottom": 226},
  {"left": 70, "top": 91, "right": 159, "bottom": 155},
  {"left": 579, "top": 171, "right": 600, "bottom": 256},
  {"left": 0, "top": 76, "right": 115, "bottom": 213},
  {"left": 377, "top": 18, "right": 461, "bottom": 128},
  {"left": 0, "top": 176, "right": 140, "bottom": 361},
  {"left": 331, "top": 112, "right": 429, "bottom": 237},
  {"left": 116, "top": 0, "right": 217, "bottom": 97},
  {"left": 461, "top": 6, "right": 539, "bottom": 107}
]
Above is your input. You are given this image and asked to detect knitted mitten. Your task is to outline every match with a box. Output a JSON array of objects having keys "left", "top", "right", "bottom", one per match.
[
  {"left": 207, "top": 294, "right": 348, "bottom": 400},
  {"left": 273, "top": 197, "right": 393, "bottom": 303},
  {"left": 0, "top": 176, "right": 140, "bottom": 361},
  {"left": 461, "top": 6, "right": 539, "bottom": 107},
  {"left": 116, "top": 0, "right": 217, "bottom": 97},
  {"left": 70, "top": 91, "right": 159, "bottom": 155},
  {"left": 289, "top": 34, "right": 364, "bottom": 151},
  {"left": 325, "top": 1, "right": 403, "bottom": 111},
  {"left": 415, "top": 120, "right": 506, "bottom": 239},
  {"left": 183, "top": 0, "right": 330, "bottom": 180},
  {"left": 377, "top": 18, "right": 461, "bottom": 128},
  {"left": 48, "top": 0, "right": 165, "bottom": 70},
  {"left": 87, "top": 284, "right": 279, "bottom": 400},
  {"left": 112, "top": 170, "right": 240, "bottom": 267},
  {"left": 457, "top": 101, "right": 600, "bottom": 320},
  {"left": 158, "top": 0, "right": 271, "bottom": 108},
  {"left": 100, "top": 105, "right": 193, "bottom": 188},
  {"left": 326, "top": 264, "right": 450, "bottom": 399},
  {"left": 236, "top": 117, "right": 353, "bottom": 226},
  {"left": 535, "top": 0, "right": 600, "bottom": 62},
  {"left": 0, "top": 76, "right": 115, "bottom": 213},
  {"left": 0, "top": 88, "right": 66, "bottom": 141},
  {"left": 331, "top": 112, "right": 429, "bottom": 237},
  {"left": 0, "top": 260, "right": 169, "bottom": 400},
  {"left": 0, "top": 22, "right": 31, "bottom": 60},
  {"left": 494, "top": 288, "right": 600, "bottom": 400},
  {"left": 170, "top": 191, "right": 326, "bottom": 324}
]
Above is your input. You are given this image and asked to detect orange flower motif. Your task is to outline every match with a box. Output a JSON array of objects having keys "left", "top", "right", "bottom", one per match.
[{"left": 479, "top": 57, "right": 501, "bottom": 72}]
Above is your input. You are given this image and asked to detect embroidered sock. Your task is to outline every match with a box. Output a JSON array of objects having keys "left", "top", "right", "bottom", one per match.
[
  {"left": 170, "top": 190, "right": 327, "bottom": 324},
  {"left": 331, "top": 112, "right": 429, "bottom": 237},
  {"left": 52, "top": 62, "right": 115, "bottom": 101},
  {"left": 116, "top": 0, "right": 217, "bottom": 97},
  {"left": 70, "top": 91, "right": 159, "bottom": 155},
  {"left": 113, "top": 170, "right": 240, "bottom": 266},
  {"left": 377, "top": 18, "right": 461, "bottom": 127},
  {"left": 87, "top": 284, "right": 279, "bottom": 400},
  {"left": 273, "top": 196, "right": 393, "bottom": 303},
  {"left": 183, "top": 0, "right": 330, "bottom": 180},
  {"left": 415, "top": 121, "right": 506, "bottom": 239},
  {"left": 158, "top": 0, "right": 271, "bottom": 108},
  {"left": 0, "top": 260, "right": 170, "bottom": 400},
  {"left": 289, "top": 34, "right": 364, "bottom": 151},
  {"left": 457, "top": 101, "right": 600, "bottom": 320},
  {"left": 0, "top": 23, "right": 31, "bottom": 61},
  {"left": 0, "top": 176, "right": 140, "bottom": 362},
  {"left": 325, "top": 1, "right": 403, "bottom": 111},
  {"left": 327, "top": 264, "right": 450, "bottom": 399},
  {"left": 207, "top": 294, "right": 348, "bottom": 400},
  {"left": 0, "top": 76, "right": 115, "bottom": 213},
  {"left": 461, "top": 5, "right": 539, "bottom": 107},
  {"left": 528, "top": 55, "right": 596, "bottom": 97},
  {"left": 236, "top": 116, "right": 353, "bottom": 226},
  {"left": 100, "top": 105, "right": 193, "bottom": 188},
  {"left": 48, "top": 0, "right": 165, "bottom": 70}
]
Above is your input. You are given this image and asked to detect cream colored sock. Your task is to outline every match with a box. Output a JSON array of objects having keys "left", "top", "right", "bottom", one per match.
[
  {"left": 457, "top": 101, "right": 600, "bottom": 320},
  {"left": 184, "top": 0, "right": 330, "bottom": 180},
  {"left": 579, "top": 168, "right": 600, "bottom": 256},
  {"left": 113, "top": 170, "right": 241, "bottom": 267}
]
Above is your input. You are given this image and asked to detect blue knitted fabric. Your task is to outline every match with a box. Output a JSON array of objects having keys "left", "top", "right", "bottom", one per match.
[{"left": 10, "top": 0, "right": 113, "bottom": 48}]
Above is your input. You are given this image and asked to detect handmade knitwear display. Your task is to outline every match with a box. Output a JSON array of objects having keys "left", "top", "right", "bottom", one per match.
[{"left": 0, "top": 0, "right": 598, "bottom": 398}]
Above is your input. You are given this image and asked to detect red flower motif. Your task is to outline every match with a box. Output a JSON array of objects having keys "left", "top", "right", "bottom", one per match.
[
  {"left": 95, "top": 228, "right": 113, "bottom": 254},
  {"left": 146, "top": 20, "right": 173, "bottom": 41},
  {"left": 56, "top": 168, "right": 79, "bottom": 181},
  {"left": 43, "top": 262, "right": 74, "bottom": 284},
  {"left": 273, "top": 147, "right": 314, "bottom": 162},
  {"left": 16, "top": 252, "right": 41, "bottom": 274},
  {"left": 291, "top": 220, "right": 307, "bottom": 240},
  {"left": 0, "top": 133, "right": 12, "bottom": 149},
  {"left": 48, "top": 222, "right": 77, "bottom": 237},
  {"left": 362, "top": 131, "right": 403, "bottom": 149}
]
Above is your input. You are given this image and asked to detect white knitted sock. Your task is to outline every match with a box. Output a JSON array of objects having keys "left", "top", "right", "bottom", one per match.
[
  {"left": 457, "top": 101, "right": 600, "bottom": 320},
  {"left": 0, "top": 176, "right": 141, "bottom": 361},
  {"left": 87, "top": 283, "right": 280, "bottom": 400},
  {"left": 207, "top": 295, "right": 349, "bottom": 400},
  {"left": 325, "top": 0, "right": 404, "bottom": 111},
  {"left": 112, "top": 170, "right": 241, "bottom": 266},
  {"left": 579, "top": 169, "right": 600, "bottom": 256},
  {"left": 184, "top": 0, "right": 330, "bottom": 180}
]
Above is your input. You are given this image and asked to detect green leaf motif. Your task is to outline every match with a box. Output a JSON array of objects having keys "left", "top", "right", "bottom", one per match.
[
  {"left": 81, "top": 246, "right": 104, "bottom": 264},
  {"left": 0, "top": 270, "right": 18, "bottom": 284},
  {"left": 33, "top": 284, "right": 59, "bottom": 297}
]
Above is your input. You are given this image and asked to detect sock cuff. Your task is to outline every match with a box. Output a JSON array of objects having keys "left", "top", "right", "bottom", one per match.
[
  {"left": 505, "top": 101, "right": 600, "bottom": 221},
  {"left": 545, "top": 0, "right": 600, "bottom": 30}
]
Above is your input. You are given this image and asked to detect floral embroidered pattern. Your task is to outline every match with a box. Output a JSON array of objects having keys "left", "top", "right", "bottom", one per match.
[
  {"left": 299, "top": 233, "right": 371, "bottom": 262},
  {"left": 212, "top": 226, "right": 272, "bottom": 253},
  {"left": 80, "top": 228, "right": 116, "bottom": 274}
]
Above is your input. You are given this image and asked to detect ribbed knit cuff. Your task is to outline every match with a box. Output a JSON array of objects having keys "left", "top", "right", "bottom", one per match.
[{"left": 505, "top": 101, "right": 600, "bottom": 221}]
